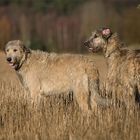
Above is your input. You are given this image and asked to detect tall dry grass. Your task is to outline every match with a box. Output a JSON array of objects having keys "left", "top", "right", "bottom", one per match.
[
  {"left": 0, "top": 79, "right": 140, "bottom": 140},
  {"left": 0, "top": 50, "right": 140, "bottom": 140}
]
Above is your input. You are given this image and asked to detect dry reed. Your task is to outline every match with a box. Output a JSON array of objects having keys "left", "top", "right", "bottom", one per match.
[{"left": 0, "top": 79, "right": 140, "bottom": 140}]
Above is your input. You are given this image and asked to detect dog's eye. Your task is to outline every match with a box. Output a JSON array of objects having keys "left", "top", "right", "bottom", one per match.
[
  {"left": 13, "top": 49, "right": 17, "bottom": 52},
  {"left": 6, "top": 49, "right": 9, "bottom": 52}
]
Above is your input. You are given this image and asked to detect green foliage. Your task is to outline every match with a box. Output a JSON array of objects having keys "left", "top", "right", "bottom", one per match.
[
  {"left": 11, "top": 0, "right": 24, "bottom": 5},
  {"left": 53, "top": 0, "right": 84, "bottom": 14},
  {"left": 32, "top": 0, "right": 48, "bottom": 12},
  {"left": 30, "top": 37, "right": 46, "bottom": 51},
  {"left": 0, "top": 0, "right": 10, "bottom": 5},
  {"left": 0, "top": 0, "right": 84, "bottom": 14}
]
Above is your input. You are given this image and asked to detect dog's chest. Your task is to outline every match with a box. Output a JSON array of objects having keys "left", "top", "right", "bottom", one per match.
[{"left": 16, "top": 71, "right": 29, "bottom": 90}]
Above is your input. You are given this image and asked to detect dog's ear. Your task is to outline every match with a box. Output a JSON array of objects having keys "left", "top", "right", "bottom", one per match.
[
  {"left": 17, "top": 40, "right": 31, "bottom": 54},
  {"left": 101, "top": 28, "right": 112, "bottom": 39},
  {"left": 23, "top": 45, "right": 31, "bottom": 54}
]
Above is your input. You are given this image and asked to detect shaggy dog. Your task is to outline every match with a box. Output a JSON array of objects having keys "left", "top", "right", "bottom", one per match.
[
  {"left": 5, "top": 40, "right": 111, "bottom": 113},
  {"left": 84, "top": 28, "right": 140, "bottom": 106}
]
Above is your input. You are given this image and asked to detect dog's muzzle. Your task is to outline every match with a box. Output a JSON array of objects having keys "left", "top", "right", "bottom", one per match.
[
  {"left": 83, "top": 41, "right": 95, "bottom": 52},
  {"left": 6, "top": 57, "right": 19, "bottom": 70},
  {"left": 7, "top": 57, "right": 12, "bottom": 63},
  {"left": 84, "top": 41, "right": 90, "bottom": 47}
]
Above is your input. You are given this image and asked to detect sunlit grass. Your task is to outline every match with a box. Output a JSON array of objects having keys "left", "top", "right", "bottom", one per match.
[
  {"left": 0, "top": 51, "right": 140, "bottom": 140},
  {"left": 0, "top": 79, "right": 140, "bottom": 140}
]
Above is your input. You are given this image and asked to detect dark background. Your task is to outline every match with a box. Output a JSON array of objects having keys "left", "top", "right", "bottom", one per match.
[{"left": 0, "top": 0, "right": 139, "bottom": 52}]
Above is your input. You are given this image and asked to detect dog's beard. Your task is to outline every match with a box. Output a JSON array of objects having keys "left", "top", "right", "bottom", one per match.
[
  {"left": 9, "top": 62, "right": 19, "bottom": 70},
  {"left": 7, "top": 58, "right": 19, "bottom": 70},
  {"left": 87, "top": 45, "right": 102, "bottom": 53},
  {"left": 84, "top": 41, "right": 102, "bottom": 53}
]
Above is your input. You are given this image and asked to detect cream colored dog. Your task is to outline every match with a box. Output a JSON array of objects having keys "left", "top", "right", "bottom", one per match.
[{"left": 5, "top": 40, "right": 111, "bottom": 113}]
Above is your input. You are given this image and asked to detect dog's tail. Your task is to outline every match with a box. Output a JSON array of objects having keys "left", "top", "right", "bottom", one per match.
[
  {"left": 89, "top": 79, "right": 125, "bottom": 109},
  {"left": 90, "top": 87, "right": 112, "bottom": 108},
  {"left": 88, "top": 77, "right": 111, "bottom": 108}
]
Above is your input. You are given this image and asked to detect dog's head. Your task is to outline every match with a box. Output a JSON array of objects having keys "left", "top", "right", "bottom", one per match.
[
  {"left": 5, "top": 40, "right": 31, "bottom": 70},
  {"left": 84, "top": 27, "right": 115, "bottom": 57}
]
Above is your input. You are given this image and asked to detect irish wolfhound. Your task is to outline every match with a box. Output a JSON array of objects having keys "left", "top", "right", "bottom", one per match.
[
  {"left": 84, "top": 27, "right": 140, "bottom": 106},
  {"left": 5, "top": 40, "right": 111, "bottom": 113}
]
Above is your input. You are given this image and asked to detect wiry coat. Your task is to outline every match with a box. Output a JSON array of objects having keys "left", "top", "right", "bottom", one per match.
[
  {"left": 84, "top": 28, "right": 140, "bottom": 106},
  {"left": 104, "top": 34, "right": 140, "bottom": 104},
  {"left": 5, "top": 40, "right": 111, "bottom": 113}
]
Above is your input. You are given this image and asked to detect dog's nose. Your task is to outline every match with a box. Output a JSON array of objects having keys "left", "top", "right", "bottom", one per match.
[
  {"left": 7, "top": 57, "right": 12, "bottom": 62},
  {"left": 84, "top": 41, "right": 90, "bottom": 47}
]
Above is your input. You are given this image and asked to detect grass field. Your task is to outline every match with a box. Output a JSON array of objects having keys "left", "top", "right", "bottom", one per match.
[{"left": 0, "top": 51, "right": 140, "bottom": 140}]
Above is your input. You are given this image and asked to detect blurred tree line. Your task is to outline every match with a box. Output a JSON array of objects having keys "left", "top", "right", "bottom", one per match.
[
  {"left": 0, "top": 0, "right": 84, "bottom": 14},
  {"left": 0, "top": 0, "right": 139, "bottom": 52}
]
